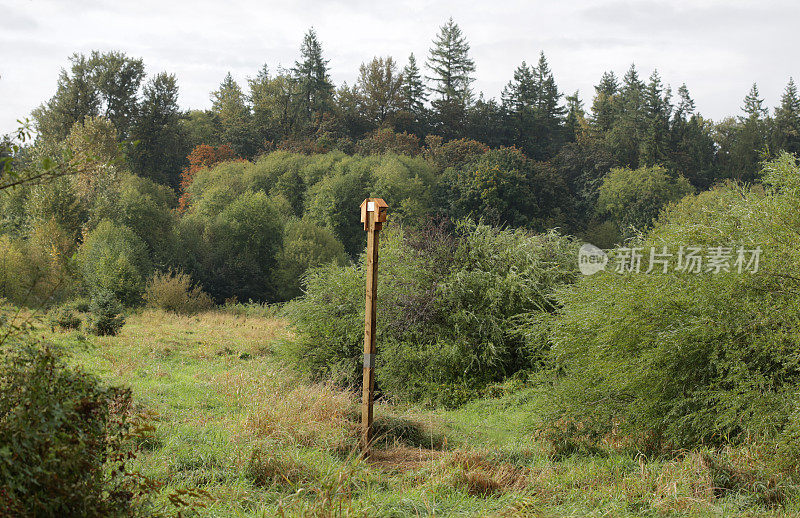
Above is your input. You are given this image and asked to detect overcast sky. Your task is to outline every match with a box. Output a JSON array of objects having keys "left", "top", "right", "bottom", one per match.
[{"left": 1, "top": 0, "right": 798, "bottom": 135}]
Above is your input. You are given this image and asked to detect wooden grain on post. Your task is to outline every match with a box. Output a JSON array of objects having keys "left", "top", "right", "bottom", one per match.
[{"left": 359, "top": 198, "right": 387, "bottom": 454}]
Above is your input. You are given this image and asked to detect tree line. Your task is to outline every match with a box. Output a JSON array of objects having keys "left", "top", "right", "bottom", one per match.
[
  {"left": 27, "top": 19, "right": 800, "bottom": 193},
  {"left": 2, "top": 18, "right": 800, "bottom": 311}
]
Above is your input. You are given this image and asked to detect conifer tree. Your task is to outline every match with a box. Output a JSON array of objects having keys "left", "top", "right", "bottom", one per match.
[
  {"left": 673, "top": 83, "right": 696, "bottom": 121},
  {"left": 565, "top": 91, "right": 586, "bottom": 142},
  {"left": 640, "top": 70, "right": 672, "bottom": 166},
  {"left": 502, "top": 61, "right": 538, "bottom": 153},
  {"left": 533, "top": 52, "right": 566, "bottom": 155},
  {"left": 501, "top": 53, "right": 564, "bottom": 159},
  {"left": 401, "top": 53, "right": 427, "bottom": 115},
  {"left": 668, "top": 84, "right": 717, "bottom": 188},
  {"left": 742, "top": 82, "right": 768, "bottom": 120},
  {"left": 211, "top": 72, "right": 255, "bottom": 156},
  {"left": 590, "top": 71, "right": 619, "bottom": 136},
  {"left": 607, "top": 64, "right": 646, "bottom": 167},
  {"left": 773, "top": 78, "right": 800, "bottom": 155},
  {"left": 426, "top": 18, "right": 475, "bottom": 107},
  {"left": 292, "top": 28, "right": 334, "bottom": 131},
  {"left": 502, "top": 61, "right": 537, "bottom": 112},
  {"left": 727, "top": 83, "right": 770, "bottom": 181}
]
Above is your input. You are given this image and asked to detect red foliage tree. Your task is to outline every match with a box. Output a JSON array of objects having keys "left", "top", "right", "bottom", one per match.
[{"left": 178, "top": 144, "right": 239, "bottom": 211}]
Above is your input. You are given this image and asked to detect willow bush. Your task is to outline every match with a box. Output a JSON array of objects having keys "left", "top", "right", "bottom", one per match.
[
  {"left": 285, "top": 220, "right": 579, "bottom": 406},
  {"left": 542, "top": 153, "right": 800, "bottom": 452}
]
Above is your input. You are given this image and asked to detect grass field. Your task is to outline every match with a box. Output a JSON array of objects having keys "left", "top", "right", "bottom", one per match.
[{"left": 38, "top": 309, "right": 799, "bottom": 517}]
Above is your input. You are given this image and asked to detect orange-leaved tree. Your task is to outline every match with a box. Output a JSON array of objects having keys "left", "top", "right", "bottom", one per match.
[{"left": 178, "top": 144, "right": 239, "bottom": 211}]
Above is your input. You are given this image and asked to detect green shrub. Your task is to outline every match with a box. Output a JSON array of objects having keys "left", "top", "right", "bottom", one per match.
[
  {"left": 542, "top": 154, "right": 800, "bottom": 451},
  {"left": 178, "top": 191, "right": 284, "bottom": 302},
  {"left": 64, "top": 297, "right": 91, "bottom": 313},
  {"left": 85, "top": 290, "right": 125, "bottom": 336},
  {"left": 596, "top": 164, "right": 694, "bottom": 233},
  {"left": 113, "top": 174, "right": 177, "bottom": 268},
  {"left": 47, "top": 305, "right": 81, "bottom": 330},
  {"left": 441, "top": 147, "right": 572, "bottom": 230},
  {"left": 77, "top": 220, "right": 152, "bottom": 306},
  {"left": 0, "top": 223, "right": 78, "bottom": 306},
  {"left": 285, "top": 220, "right": 579, "bottom": 406},
  {"left": 0, "top": 339, "right": 143, "bottom": 516},
  {"left": 144, "top": 269, "right": 214, "bottom": 314},
  {"left": 272, "top": 218, "right": 349, "bottom": 301}
]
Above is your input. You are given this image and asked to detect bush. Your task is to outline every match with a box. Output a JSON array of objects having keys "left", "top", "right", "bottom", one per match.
[
  {"left": 77, "top": 220, "right": 152, "bottom": 306},
  {"left": 542, "top": 154, "right": 800, "bottom": 451},
  {"left": 144, "top": 269, "right": 214, "bottom": 314},
  {"left": 272, "top": 218, "right": 349, "bottom": 301},
  {"left": 0, "top": 339, "right": 143, "bottom": 516},
  {"left": 178, "top": 191, "right": 284, "bottom": 302},
  {"left": 442, "top": 147, "right": 572, "bottom": 230},
  {"left": 64, "top": 297, "right": 91, "bottom": 313},
  {"left": 47, "top": 305, "right": 81, "bottom": 330},
  {"left": 596, "top": 164, "right": 694, "bottom": 233},
  {"left": 285, "top": 220, "right": 579, "bottom": 406},
  {"left": 85, "top": 290, "right": 125, "bottom": 336},
  {"left": 306, "top": 154, "right": 436, "bottom": 255},
  {"left": 0, "top": 223, "right": 77, "bottom": 306}
]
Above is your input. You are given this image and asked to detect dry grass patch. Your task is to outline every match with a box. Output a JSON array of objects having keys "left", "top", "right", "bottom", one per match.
[
  {"left": 367, "top": 446, "right": 442, "bottom": 472},
  {"left": 245, "top": 447, "right": 318, "bottom": 488},
  {"left": 438, "top": 449, "right": 529, "bottom": 496},
  {"left": 217, "top": 369, "right": 355, "bottom": 449}
]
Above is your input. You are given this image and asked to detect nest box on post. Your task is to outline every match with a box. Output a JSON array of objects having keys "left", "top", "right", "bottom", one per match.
[
  {"left": 359, "top": 197, "right": 387, "bottom": 455},
  {"left": 360, "top": 198, "right": 388, "bottom": 231}
]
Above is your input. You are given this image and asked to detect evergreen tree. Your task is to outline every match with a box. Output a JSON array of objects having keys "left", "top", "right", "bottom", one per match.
[
  {"left": 668, "top": 84, "right": 717, "bottom": 188},
  {"left": 401, "top": 54, "right": 427, "bottom": 119},
  {"left": 401, "top": 53, "right": 427, "bottom": 112},
  {"left": 501, "top": 53, "right": 565, "bottom": 159},
  {"left": 502, "top": 61, "right": 537, "bottom": 111},
  {"left": 607, "top": 64, "right": 646, "bottom": 167},
  {"left": 532, "top": 52, "right": 566, "bottom": 158},
  {"left": 292, "top": 28, "right": 334, "bottom": 132},
  {"left": 731, "top": 83, "right": 770, "bottom": 181},
  {"left": 673, "top": 83, "right": 696, "bottom": 121},
  {"left": 590, "top": 71, "right": 619, "bottom": 136},
  {"left": 464, "top": 96, "right": 508, "bottom": 148},
  {"left": 772, "top": 78, "right": 800, "bottom": 155},
  {"left": 502, "top": 61, "right": 537, "bottom": 153},
  {"left": 426, "top": 18, "right": 476, "bottom": 109},
  {"left": 211, "top": 72, "right": 255, "bottom": 157},
  {"left": 742, "top": 82, "right": 768, "bottom": 120},
  {"left": 565, "top": 90, "right": 586, "bottom": 143},
  {"left": 397, "top": 53, "right": 428, "bottom": 135},
  {"left": 128, "top": 72, "right": 186, "bottom": 188},
  {"left": 640, "top": 70, "right": 672, "bottom": 166}
]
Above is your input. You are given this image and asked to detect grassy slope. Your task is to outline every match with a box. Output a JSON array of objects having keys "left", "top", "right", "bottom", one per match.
[{"left": 41, "top": 310, "right": 797, "bottom": 517}]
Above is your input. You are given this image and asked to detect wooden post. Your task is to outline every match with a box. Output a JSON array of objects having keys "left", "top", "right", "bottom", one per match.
[{"left": 359, "top": 198, "right": 387, "bottom": 454}]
